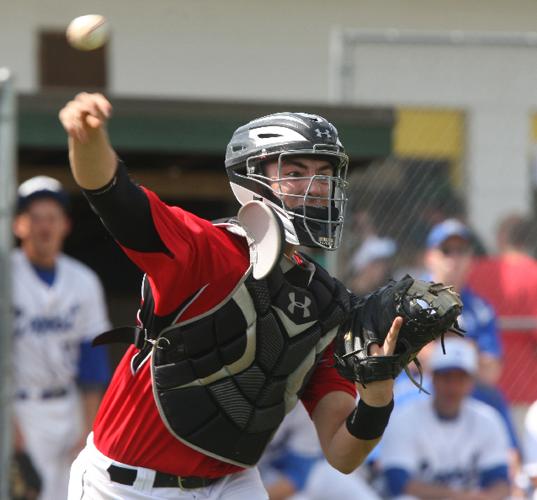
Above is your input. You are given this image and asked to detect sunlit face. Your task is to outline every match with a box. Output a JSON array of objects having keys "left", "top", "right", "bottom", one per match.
[
  {"left": 263, "top": 156, "right": 335, "bottom": 209},
  {"left": 433, "top": 368, "right": 474, "bottom": 417},
  {"left": 13, "top": 198, "right": 70, "bottom": 263},
  {"left": 426, "top": 235, "right": 473, "bottom": 290}
]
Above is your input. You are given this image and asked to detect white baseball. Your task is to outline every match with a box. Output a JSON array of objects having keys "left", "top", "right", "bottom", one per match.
[{"left": 66, "top": 14, "right": 109, "bottom": 51}]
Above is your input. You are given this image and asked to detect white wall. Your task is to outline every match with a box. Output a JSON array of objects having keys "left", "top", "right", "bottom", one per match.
[
  {"left": 2, "top": 0, "right": 537, "bottom": 246},
  {"left": 2, "top": 0, "right": 537, "bottom": 100}
]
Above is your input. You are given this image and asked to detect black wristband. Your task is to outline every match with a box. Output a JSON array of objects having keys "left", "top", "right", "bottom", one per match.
[{"left": 346, "top": 398, "right": 394, "bottom": 440}]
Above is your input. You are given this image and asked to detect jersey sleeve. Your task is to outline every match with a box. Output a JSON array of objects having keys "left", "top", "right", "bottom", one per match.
[
  {"left": 77, "top": 340, "right": 111, "bottom": 387},
  {"left": 473, "top": 300, "right": 502, "bottom": 358},
  {"left": 462, "top": 289, "right": 502, "bottom": 358},
  {"left": 300, "top": 342, "right": 356, "bottom": 416},
  {"left": 84, "top": 161, "right": 249, "bottom": 316}
]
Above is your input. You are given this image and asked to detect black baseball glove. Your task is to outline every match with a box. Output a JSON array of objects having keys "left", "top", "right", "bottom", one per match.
[
  {"left": 10, "top": 451, "right": 42, "bottom": 500},
  {"left": 334, "top": 275, "right": 464, "bottom": 391}
]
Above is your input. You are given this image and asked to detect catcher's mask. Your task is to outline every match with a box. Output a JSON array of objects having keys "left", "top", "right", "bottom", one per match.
[{"left": 225, "top": 112, "right": 349, "bottom": 250}]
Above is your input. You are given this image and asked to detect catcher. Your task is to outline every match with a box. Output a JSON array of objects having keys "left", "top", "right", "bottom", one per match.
[{"left": 60, "top": 92, "right": 462, "bottom": 499}]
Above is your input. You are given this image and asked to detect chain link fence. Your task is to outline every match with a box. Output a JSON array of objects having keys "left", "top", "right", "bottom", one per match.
[{"left": 336, "top": 104, "right": 537, "bottom": 433}]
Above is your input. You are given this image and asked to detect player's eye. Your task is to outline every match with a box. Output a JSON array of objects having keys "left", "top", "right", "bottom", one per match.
[{"left": 283, "top": 170, "right": 302, "bottom": 178}]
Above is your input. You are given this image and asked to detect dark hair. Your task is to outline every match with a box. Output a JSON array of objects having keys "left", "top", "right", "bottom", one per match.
[{"left": 508, "top": 216, "right": 537, "bottom": 251}]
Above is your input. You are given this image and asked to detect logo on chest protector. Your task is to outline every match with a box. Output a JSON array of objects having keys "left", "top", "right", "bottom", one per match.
[{"left": 287, "top": 292, "right": 312, "bottom": 319}]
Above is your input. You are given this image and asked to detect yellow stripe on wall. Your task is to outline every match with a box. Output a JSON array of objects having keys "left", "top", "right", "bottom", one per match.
[{"left": 394, "top": 108, "right": 465, "bottom": 186}]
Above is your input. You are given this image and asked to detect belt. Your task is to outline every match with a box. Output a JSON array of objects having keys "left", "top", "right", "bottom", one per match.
[
  {"left": 107, "top": 464, "right": 220, "bottom": 489},
  {"left": 15, "top": 387, "right": 69, "bottom": 400}
]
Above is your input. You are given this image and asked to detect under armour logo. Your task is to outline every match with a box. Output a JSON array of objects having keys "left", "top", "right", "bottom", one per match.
[
  {"left": 315, "top": 128, "right": 332, "bottom": 139},
  {"left": 288, "top": 292, "right": 312, "bottom": 319}
]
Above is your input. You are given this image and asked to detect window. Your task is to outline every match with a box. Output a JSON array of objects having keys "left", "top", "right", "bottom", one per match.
[{"left": 39, "top": 31, "right": 107, "bottom": 89}]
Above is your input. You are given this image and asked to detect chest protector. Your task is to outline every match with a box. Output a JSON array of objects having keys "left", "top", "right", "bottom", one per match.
[{"left": 97, "top": 226, "right": 351, "bottom": 467}]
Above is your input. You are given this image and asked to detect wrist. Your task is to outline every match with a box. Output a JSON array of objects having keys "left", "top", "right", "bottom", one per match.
[{"left": 346, "top": 398, "right": 394, "bottom": 440}]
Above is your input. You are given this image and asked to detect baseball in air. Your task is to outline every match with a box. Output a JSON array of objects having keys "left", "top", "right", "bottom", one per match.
[{"left": 66, "top": 15, "right": 109, "bottom": 51}]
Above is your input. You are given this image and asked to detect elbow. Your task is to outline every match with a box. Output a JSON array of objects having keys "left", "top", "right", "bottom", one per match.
[
  {"left": 336, "top": 464, "right": 358, "bottom": 475},
  {"left": 326, "top": 456, "right": 363, "bottom": 475}
]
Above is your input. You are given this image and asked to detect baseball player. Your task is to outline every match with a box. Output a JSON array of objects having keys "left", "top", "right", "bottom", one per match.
[
  {"left": 59, "top": 92, "right": 403, "bottom": 499},
  {"left": 424, "top": 218, "right": 503, "bottom": 386},
  {"left": 11, "top": 176, "right": 111, "bottom": 500},
  {"left": 378, "top": 338, "right": 511, "bottom": 500}
]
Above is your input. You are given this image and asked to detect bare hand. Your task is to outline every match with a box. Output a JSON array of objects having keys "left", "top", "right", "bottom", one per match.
[
  {"left": 58, "top": 92, "right": 112, "bottom": 144},
  {"left": 356, "top": 316, "right": 403, "bottom": 407}
]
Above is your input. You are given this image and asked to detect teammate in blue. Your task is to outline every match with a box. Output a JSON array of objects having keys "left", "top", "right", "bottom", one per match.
[
  {"left": 379, "top": 338, "right": 511, "bottom": 499},
  {"left": 11, "top": 176, "right": 111, "bottom": 500},
  {"left": 424, "top": 219, "right": 502, "bottom": 384}
]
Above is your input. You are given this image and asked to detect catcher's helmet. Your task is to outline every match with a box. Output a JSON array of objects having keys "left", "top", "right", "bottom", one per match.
[{"left": 225, "top": 112, "right": 349, "bottom": 250}]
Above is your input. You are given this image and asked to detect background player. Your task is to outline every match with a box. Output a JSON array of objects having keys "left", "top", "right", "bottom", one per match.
[
  {"left": 11, "top": 176, "right": 111, "bottom": 500},
  {"left": 424, "top": 218, "right": 502, "bottom": 386},
  {"left": 378, "top": 338, "right": 511, "bottom": 500}
]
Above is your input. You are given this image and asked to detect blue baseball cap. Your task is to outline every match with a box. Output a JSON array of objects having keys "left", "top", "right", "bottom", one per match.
[
  {"left": 426, "top": 219, "right": 471, "bottom": 249},
  {"left": 17, "top": 176, "right": 70, "bottom": 213}
]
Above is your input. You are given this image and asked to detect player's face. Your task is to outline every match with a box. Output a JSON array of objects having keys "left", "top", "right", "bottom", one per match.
[
  {"left": 14, "top": 198, "right": 70, "bottom": 263},
  {"left": 426, "top": 236, "right": 473, "bottom": 290},
  {"left": 264, "top": 157, "right": 334, "bottom": 209},
  {"left": 432, "top": 368, "right": 474, "bottom": 417}
]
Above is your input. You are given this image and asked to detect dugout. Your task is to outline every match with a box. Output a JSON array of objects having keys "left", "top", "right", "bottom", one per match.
[{"left": 16, "top": 92, "right": 394, "bottom": 361}]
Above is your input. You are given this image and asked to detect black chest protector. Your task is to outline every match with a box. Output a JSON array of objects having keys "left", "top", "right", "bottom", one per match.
[{"left": 96, "top": 231, "right": 351, "bottom": 467}]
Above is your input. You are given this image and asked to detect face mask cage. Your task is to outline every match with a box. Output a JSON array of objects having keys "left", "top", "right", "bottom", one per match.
[{"left": 242, "top": 147, "right": 349, "bottom": 249}]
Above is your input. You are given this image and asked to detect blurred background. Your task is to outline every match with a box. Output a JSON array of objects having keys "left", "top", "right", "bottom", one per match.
[{"left": 3, "top": 1, "right": 537, "bottom": 498}]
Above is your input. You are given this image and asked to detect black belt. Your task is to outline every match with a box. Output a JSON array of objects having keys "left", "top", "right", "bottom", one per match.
[
  {"left": 107, "top": 464, "right": 220, "bottom": 489},
  {"left": 16, "top": 387, "right": 69, "bottom": 400}
]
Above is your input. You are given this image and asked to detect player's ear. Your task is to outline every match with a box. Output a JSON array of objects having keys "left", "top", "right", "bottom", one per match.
[
  {"left": 61, "top": 214, "right": 72, "bottom": 238},
  {"left": 423, "top": 249, "right": 436, "bottom": 269},
  {"left": 12, "top": 213, "right": 28, "bottom": 240}
]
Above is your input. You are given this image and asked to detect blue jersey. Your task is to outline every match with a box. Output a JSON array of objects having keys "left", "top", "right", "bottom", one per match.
[{"left": 459, "top": 287, "right": 502, "bottom": 358}]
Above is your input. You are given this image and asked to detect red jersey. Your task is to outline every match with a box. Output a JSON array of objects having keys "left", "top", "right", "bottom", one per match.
[
  {"left": 92, "top": 188, "right": 356, "bottom": 476},
  {"left": 469, "top": 254, "right": 537, "bottom": 403}
]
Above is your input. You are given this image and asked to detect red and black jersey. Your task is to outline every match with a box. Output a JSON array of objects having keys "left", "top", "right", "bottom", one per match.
[{"left": 85, "top": 162, "right": 356, "bottom": 477}]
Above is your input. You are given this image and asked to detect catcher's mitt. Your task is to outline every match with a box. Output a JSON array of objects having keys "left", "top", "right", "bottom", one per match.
[
  {"left": 10, "top": 451, "right": 42, "bottom": 500},
  {"left": 335, "top": 275, "right": 464, "bottom": 391}
]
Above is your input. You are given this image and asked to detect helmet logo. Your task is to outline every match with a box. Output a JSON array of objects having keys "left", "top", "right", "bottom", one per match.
[
  {"left": 315, "top": 128, "right": 332, "bottom": 140},
  {"left": 287, "top": 292, "right": 312, "bottom": 319}
]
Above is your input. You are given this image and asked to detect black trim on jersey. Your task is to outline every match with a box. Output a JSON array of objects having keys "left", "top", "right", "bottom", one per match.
[{"left": 83, "top": 160, "right": 169, "bottom": 254}]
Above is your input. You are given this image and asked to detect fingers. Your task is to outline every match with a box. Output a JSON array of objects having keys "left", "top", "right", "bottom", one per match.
[
  {"left": 58, "top": 92, "right": 112, "bottom": 143},
  {"left": 368, "top": 316, "right": 403, "bottom": 356},
  {"left": 383, "top": 316, "right": 403, "bottom": 356}
]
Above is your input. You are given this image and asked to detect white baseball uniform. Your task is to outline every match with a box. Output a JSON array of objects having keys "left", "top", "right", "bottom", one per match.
[
  {"left": 378, "top": 397, "right": 510, "bottom": 499},
  {"left": 12, "top": 248, "right": 110, "bottom": 500},
  {"left": 258, "top": 403, "right": 321, "bottom": 490},
  {"left": 524, "top": 400, "right": 537, "bottom": 499}
]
